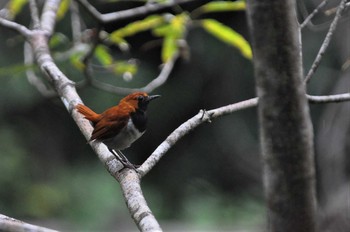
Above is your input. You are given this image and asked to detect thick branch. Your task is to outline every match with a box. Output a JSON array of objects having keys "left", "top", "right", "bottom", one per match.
[
  {"left": 0, "top": 214, "right": 57, "bottom": 232},
  {"left": 247, "top": 1, "right": 316, "bottom": 231},
  {"left": 118, "top": 170, "right": 162, "bottom": 231}
]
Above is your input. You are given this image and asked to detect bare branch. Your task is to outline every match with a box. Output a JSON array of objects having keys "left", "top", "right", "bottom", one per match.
[
  {"left": 140, "top": 53, "right": 178, "bottom": 93},
  {"left": 24, "top": 41, "right": 57, "bottom": 97},
  {"left": 40, "top": 0, "right": 61, "bottom": 35},
  {"left": 304, "top": 0, "right": 348, "bottom": 83},
  {"left": 0, "top": 17, "right": 32, "bottom": 37},
  {"left": 307, "top": 93, "right": 350, "bottom": 103},
  {"left": 70, "top": 0, "right": 83, "bottom": 44},
  {"left": 80, "top": 46, "right": 179, "bottom": 94},
  {"left": 0, "top": 213, "right": 58, "bottom": 232},
  {"left": 137, "top": 90, "right": 350, "bottom": 176},
  {"left": 118, "top": 170, "right": 162, "bottom": 231},
  {"left": 139, "top": 97, "right": 258, "bottom": 176},
  {"left": 29, "top": 0, "right": 41, "bottom": 29},
  {"left": 76, "top": 0, "right": 197, "bottom": 23},
  {"left": 300, "top": 0, "right": 328, "bottom": 29}
]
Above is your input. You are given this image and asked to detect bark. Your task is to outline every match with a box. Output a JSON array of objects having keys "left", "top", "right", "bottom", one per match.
[{"left": 246, "top": 1, "right": 316, "bottom": 232}]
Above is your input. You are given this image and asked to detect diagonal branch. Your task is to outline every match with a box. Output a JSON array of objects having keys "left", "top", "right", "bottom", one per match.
[
  {"left": 304, "top": 0, "right": 348, "bottom": 83},
  {"left": 139, "top": 97, "right": 259, "bottom": 176},
  {"left": 0, "top": 16, "right": 32, "bottom": 37},
  {"left": 300, "top": 0, "right": 328, "bottom": 29},
  {"left": 76, "top": 0, "right": 196, "bottom": 23},
  {"left": 29, "top": 0, "right": 41, "bottom": 29},
  {"left": 0, "top": 213, "right": 58, "bottom": 232},
  {"left": 80, "top": 40, "right": 179, "bottom": 94}
]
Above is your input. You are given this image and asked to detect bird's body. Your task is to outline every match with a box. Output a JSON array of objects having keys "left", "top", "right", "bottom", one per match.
[{"left": 76, "top": 92, "right": 160, "bottom": 169}]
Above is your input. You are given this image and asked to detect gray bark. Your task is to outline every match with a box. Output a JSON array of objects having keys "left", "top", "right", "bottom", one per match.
[{"left": 246, "top": 1, "right": 317, "bottom": 231}]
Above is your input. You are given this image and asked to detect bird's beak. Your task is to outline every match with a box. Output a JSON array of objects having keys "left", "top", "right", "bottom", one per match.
[{"left": 147, "top": 95, "right": 161, "bottom": 102}]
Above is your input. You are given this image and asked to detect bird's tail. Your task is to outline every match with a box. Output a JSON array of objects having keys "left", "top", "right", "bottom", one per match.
[{"left": 76, "top": 104, "right": 100, "bottom": 124}]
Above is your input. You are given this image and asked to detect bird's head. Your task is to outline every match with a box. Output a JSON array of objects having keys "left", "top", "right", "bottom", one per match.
[{"left": 120, "top": 92, "right": 161, "bottom": 111}]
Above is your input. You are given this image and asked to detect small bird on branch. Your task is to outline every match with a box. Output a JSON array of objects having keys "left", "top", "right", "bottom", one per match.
[{"left": 76, "top": 92, "right": 160, "bottom": 170}]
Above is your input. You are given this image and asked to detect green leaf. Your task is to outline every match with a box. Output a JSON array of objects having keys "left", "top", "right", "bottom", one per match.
[
  {"left": 110, "top": 15, "right": 164, "bottom": 45},
  {"left": 8, "top": 0, "right": 28, "bottom": 18},
  {"left": 154, "top": 13, "right": 189, "bottom": 62},
  {"left": 201, "top": 19, "right": 252, "bottom": 59},
  {"left": 198, "top": 1, "right": 246, "bottom": 14},
  {"left": 0, "top": 63, "right": 35, "bottom": 76},
  {"left": 49, "top": 33, "right": 69, "bottom": 48},
  {"left": 57, "top": 0, "right": 71, "bottom": 21},
  {"left": 70, "top": 52, "right": 85, "bottom": 71},
  {"left": 161, "top": 35, "right": 177, "bottom": 63},
  {"left": 94, "top": 45, "right": 113, "bottom": 66},
  {"left": 113, "top": 61, "right": 137, "bottom": 76}
]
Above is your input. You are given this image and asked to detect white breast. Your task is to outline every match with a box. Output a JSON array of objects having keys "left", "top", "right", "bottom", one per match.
[{"left": 103, "top": 118, "right": 144, "bottom": 150}]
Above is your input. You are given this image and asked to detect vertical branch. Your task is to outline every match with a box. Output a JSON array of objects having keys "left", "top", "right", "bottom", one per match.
[
  {"left": 246, "top": 1, "right": 316, "bottom": 232},
  {"left": 118, "top": 171, "right": 162, "bottom": 231}
]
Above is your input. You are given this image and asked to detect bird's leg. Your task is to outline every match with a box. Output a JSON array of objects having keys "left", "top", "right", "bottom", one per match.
[{"left": 109, "top": 149, "right": 138, "bottom": 170}]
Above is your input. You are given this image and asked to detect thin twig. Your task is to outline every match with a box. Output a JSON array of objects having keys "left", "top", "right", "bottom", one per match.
[
  {"left": 76, "top": 0, "right": 197, "bottom": 23},
  {"left": 307, "top": 93, "right": 350, "bottom": 103},
  {"left": 0, "top": 17, "right": 32, "bottom": 37},
  {"left": 80, "top": 48, "right": 179, "bottom": 95},
  {"left": 24, "top": 42, "right": 57, "bottom": 97},
  {"left": 304, "top": 0, "right": 348, "bottom": 83},
  {"left": 29, "top": 0, "right": 41, "bottom": 29},
  {"left": 138, "top": 97, "right": 259, "bottom": 177},
  {"left": 300, "top": 0, "right": 328, "bottom": 29},
  {"left": 70, "top": 0, "right": 83, "bottom": 44},
  {"left": 140, "top": 53, "right": 179, "bottom": 93}
]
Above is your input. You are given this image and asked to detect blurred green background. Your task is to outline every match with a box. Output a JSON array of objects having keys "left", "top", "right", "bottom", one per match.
[{"left": 0, "top": 0, "right": 349, "bottom": 231}]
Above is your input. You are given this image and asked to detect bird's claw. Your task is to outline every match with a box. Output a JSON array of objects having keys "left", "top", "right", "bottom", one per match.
[{"left": 120, "top": 160, "right": 139, "bottom": 172}]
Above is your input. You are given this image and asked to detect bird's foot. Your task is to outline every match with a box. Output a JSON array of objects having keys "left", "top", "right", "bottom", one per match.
[
  {"left": 109, "top": 149, "right": 139, "bottom": 172},
  {"left": 120, "top": 159, "right": 139, "bottom": 171}
]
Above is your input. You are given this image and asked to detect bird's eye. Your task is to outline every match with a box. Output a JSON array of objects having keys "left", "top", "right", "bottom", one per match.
[{"left": 137, "top": 95, "right": 144, "bottom": 101}]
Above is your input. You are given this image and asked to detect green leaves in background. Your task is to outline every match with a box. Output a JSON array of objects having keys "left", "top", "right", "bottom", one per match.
[
  {"left": 56, "top": 0, "right": 71, "bottom": 21},
  {"left": 109, "top": 13, "right": 188, "bottom": 63},
  {"left": 94, "top": 45, "right": 137, "bottom": 77},
  {"left": 7, "top": 0, "right": 28, "bottom": 18},
  {"left": 201, "top": 19, "right": 252, "bottom": 59},
  {"left": 110, "top": 15, "right": 165, "bottom": 51},
  {"left": 195, "top": 0, "right": 246, "bottom": 15},
  {"left": 153, "top": 13, "right": 189, "bottom": 62}
]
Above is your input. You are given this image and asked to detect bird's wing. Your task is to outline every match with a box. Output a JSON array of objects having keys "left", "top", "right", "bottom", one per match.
[{"left": 90, "top": 106, "right": 130, "bottom": 141}]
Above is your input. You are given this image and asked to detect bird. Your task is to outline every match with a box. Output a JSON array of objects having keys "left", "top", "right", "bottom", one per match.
[{"left": 75, "top": 92, "right": 160, "bottom": 170}]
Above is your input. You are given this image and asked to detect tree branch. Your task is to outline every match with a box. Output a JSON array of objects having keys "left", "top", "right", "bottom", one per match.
[
  {"left": 0, "top": 213, "right": 58, "bottom": 232},
  {"left": 304, "top": 0, "right": 348, "bottom": 83},
  {"left": 247, "top": 0, "right": 317, "bottom": 231},
  {"left": 80, "top": 42, "right": 179, "bottom": 95},
  {"left": 76, "top": 0, "right": 196, "bottom": 23},
  {"left": 29, "top": 0, "right": 41, "bottom": 29},
  {"left": 300, "top": 0, "right": 328, "bottom": 29},
  {"left": 0, "top": 16, "right": 32, "bottom": 37},
  {"left": 40, "top": 0, "right": 61, "bottom": 35},
  {"left": 307, "top": 93, "right": 350, "bottom": 103},
  {"left": 139, "top": 97, "right": 258, "bottom": 176}
]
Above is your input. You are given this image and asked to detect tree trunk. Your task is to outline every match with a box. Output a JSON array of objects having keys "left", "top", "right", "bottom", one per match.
[{"left": 246, "top": 1, "right": 316, "bottom": 231}]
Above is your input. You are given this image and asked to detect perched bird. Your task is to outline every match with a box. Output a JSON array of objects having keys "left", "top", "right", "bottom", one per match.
[{"left": 76, "top": 92, "right": 160, "bottom": 169}]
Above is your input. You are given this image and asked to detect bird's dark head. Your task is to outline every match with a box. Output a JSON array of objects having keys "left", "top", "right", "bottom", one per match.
[{"left": 121, "top": 92, "right": 160, "bottom": 111}]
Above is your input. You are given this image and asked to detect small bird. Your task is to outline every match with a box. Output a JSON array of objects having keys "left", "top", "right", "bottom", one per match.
[{"left": 76, "top": 92, "right": 160, "bottom": 169}]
